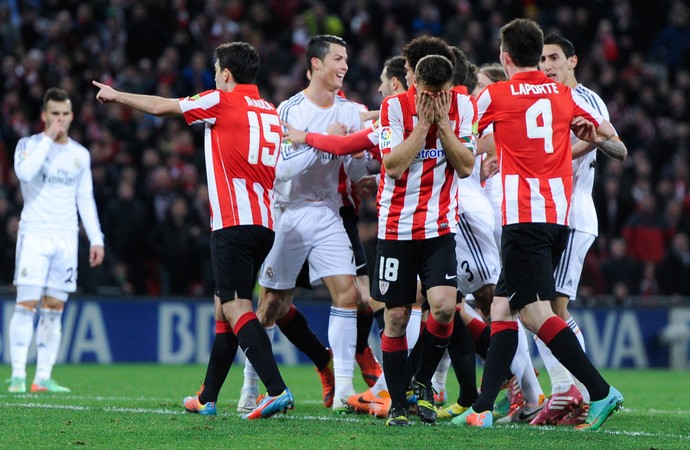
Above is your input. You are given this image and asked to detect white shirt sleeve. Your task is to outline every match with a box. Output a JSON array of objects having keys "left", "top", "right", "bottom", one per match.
[
  {"left": 76, "top": 152, "right": 104, "bottom": 247},
  {"left": 14, "top": 135, "right": 52, "bottom": 182}
]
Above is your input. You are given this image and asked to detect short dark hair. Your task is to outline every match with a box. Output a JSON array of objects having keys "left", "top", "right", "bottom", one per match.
[
  {"left": 500, "top": 18, "right": 544, "bottom": 68},
  {"left": 479, "top": 63, "right": 508, "bottom": 83},
  {"left": 402, "top": 36, "right": 454, "bottom": 74},
  {"left": 215, "top": 42, "right": 260, "bottom": 84},
  {"left": 451, "top": 46, "right": 469, "bottom": 87},
  {"left": 415, "top": 55, "right": 454, "bottom": 91},
  {"left": 383, "top": 56, "right": 408, "bottom": 90},
  {"left": 544, "top": 34, "right": 576, "bottom": 58},
  {"left": 306, "top": 35, "right": 347, "bottom": 74},
  {"left": 42, "top": 87, "right": 70, "bottom": 110},
  {"left": 464, "top": 63, "right": 479, "bottom": 93}
]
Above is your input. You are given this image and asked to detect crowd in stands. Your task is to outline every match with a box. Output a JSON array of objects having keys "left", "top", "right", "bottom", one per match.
[{"left": 1, "top": 0, "right": 689, "bottom": 301}]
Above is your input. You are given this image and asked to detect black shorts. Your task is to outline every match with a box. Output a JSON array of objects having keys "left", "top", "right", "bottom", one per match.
[
  {"left": 340, "top": 205, "right": 368, "bottom": 277},
  {"left": 294, "top": 205, "right": 367, "bottom": 290},
  {"left": 495, "top": 223, "right": 568, "bottom": 310},
  {"left": 371, "top": 234, "right": 457, "bottom": 307},
  {"left": 211, "top": 225, "right": 275, "bottom": 302}
]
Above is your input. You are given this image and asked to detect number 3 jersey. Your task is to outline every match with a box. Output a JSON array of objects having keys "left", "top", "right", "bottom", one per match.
[
  {"left": 180, "top": 85, "right": 279, "bottom": 231},
  {"left": 476, "top": 71, "right": 604, "bottom": 227}
]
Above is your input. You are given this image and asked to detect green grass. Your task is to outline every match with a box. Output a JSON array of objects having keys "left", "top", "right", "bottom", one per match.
[{"left": 1, "top": 365, "right": 689, "bottom": 449}]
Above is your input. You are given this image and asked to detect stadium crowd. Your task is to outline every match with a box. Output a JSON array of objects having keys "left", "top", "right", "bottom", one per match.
[{"left": 1, "top": 0, "right": 689, "bottom": 301}]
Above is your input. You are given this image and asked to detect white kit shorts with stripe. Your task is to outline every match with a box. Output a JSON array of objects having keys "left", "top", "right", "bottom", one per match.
[
  {"left": 455, "top": 210, "right": 501, "bottom": 295},
  {"left": 259, "top": 205, "right": 355, "bottom": 290},
  {"left": 554, "top": 228, "right": 596, "bottom": 300}
]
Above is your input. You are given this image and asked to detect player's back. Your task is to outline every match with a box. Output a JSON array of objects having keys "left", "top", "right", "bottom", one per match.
[{"left": 180, "top": 86, "right": 280, "bottom": 230}]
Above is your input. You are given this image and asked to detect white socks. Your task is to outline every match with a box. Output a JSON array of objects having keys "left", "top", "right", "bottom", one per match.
[
  {"left": 432, "top": 350, "right": 451, "bottom": 393},
  {"left": 242, "top": 325, "right": 275, "bottom": 391},
  {"left": 511, "top": 320, "right": 543, "bottom": 404},
  {"left": 329, "top": 306, "right": 357, "bottom": 402},
  {"left": 406, "top": 308, "right": 423, "bottom": 350},
  {"left": 34, "top": 308, "right": 63, "bottom": 382},
  {"left": 535, "top": 315, "right": 588, "bottom": 400},
  {"left": 9, "top": 305, "right": 36, "bottom": 379}
]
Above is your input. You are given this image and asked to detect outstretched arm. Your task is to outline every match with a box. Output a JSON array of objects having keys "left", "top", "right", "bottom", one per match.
[{"left": 93, "top": 80, "right": 182, "bottom": 117}]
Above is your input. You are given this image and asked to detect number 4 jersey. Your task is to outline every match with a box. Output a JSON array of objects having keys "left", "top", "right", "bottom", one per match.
[
  {"left": 180, "top": 85, "right": 280, "bottom": 231},
  {"left": 476, "top": 71, "right": 604, "bottom": 227}
]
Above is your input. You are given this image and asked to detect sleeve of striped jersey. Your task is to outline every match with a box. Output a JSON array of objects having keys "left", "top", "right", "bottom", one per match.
[
  {"left": 457, "top": 95, "right": 476, "bottom": 152},
  {"left": 475, "top": 88, "right": 494, "bottom": 138},
  {"left": 14, "top": 135, "right": 51, "bottom": 182},
  {"left": 378, "top": 97, "right": 404, "bottom": 158},
  {"left": 179, "top": 90, "right": 221, "bottom": 125},
  {"left": 570, "top": 89, "right": 604, "bottom": 128},
  {"left": 576, "top": 88, "right": 617, "bottom": 135},
  {"left": 305, "top": 126, "right": 378, "bottom": 155}
]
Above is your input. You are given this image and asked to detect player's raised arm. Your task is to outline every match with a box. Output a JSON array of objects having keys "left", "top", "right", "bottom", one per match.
[{"left": 92, "top": 80, "right": 182, "bottom": 117}]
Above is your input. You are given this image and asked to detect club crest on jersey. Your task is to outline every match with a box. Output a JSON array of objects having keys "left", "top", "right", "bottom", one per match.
[
  {"left": 264, "top": 266, "right": 274, "bottom": 280},
  {"left": 380, "top": 127, "right": 393, "bottom": 148},
  {"left": 379, "top": 280, "right": 389, "bottom": 295},
  {"left": 74, "top": 158, "right": 81, "bottom": 170}
]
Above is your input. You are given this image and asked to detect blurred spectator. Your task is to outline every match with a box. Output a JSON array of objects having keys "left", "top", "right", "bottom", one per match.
[
  {"left": 658, "top": 232, "right": 690, "bottom": 295},
  {"left": 600, "top": 237, "right": 641, "bottom": 296},
  {"left": 622, "top": 192, "right": 670, "bottom": 264}
]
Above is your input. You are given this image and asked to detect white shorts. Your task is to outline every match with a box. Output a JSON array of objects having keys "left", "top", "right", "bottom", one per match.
[
  {"left": 455, "top": 211, "right": 500, "bottom": 295},
  {"left": 259, "top": 205, "right": 355, "bottom": 290},
  {"left": 14, "top": 232, "right": 78, "bottom": 294},
  {"left": 554, "top": 229, "right": 596, "bottom": 300},
  {"left": 483, "top": 173, "right": 503, "bottom": 249}
]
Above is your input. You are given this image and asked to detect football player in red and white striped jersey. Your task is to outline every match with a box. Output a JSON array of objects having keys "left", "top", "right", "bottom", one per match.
[
  {"left": 452, "top": 18, "right": 626, "bottom": 431},
  {"left": 94, "top": 42, "right": 293, "bottom": 419},
  {"left": 373, "top": 54, "right": 476, "bottom": 426}
]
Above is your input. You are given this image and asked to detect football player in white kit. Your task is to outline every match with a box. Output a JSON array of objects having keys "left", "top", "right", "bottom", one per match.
[
  {"left": 8, "top": 88, "right": 105, "bottom": 394},
  {"left": 530, "top": 34, "right": 627, "bottom": 426},
  {"left": 257, "top": 35, "right": 367, "bottom": 412}
]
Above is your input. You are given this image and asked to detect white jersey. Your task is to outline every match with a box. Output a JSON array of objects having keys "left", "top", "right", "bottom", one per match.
[
  {"left": 569, "top": 84, "right": 611, "bottom": 236},
  {"left": 458, "top": 156, "right": 493, "bottom": 214},
  {"left": 14, "top": 133, "right": 103, "bottom": 245},
  {"left": 275, "top": 92, "right": 362, "bottom": 211}
]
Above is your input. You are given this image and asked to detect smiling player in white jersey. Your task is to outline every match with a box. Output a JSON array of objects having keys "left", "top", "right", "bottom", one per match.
[
  {"left": 8, "top": 87, "right": 105, "bottom": 394},
  {"left": 257, "top": 35, "right": 367, "bottom": 413}
]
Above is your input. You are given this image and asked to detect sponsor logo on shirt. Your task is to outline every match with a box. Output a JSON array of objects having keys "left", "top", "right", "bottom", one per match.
[
  {"left": 42, "top": 169, "right": 76, "bottom": 187},
  {"left": 414, "top": 148, "right": 446, "bottom": 160}
]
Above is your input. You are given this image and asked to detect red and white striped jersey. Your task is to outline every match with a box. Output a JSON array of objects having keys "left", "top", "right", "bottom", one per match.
[
  {"left": 377, "top": 87, "right": 475, "bottom": 240},
  {"left": 476, "top": 71, "right": 603, "bottom": 226},
  {"left": 180, "top": 85, "right": 280, "bottom": 231}
]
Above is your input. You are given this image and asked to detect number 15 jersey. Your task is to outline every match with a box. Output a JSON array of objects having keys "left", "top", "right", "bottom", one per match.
[
  {"left": 180, "top": 85, "right": 280, "bottom": 231},
  {"left": 476, "top": 71, "right": 603, "bottom": 226}
]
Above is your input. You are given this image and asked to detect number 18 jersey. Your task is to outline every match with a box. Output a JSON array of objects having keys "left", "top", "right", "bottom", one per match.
[
  {"left": 180, "top": 85, "right": 280, "bottom": 231},
  {"left": 476, "top": 71, "right": 603, "bottom": 226}
]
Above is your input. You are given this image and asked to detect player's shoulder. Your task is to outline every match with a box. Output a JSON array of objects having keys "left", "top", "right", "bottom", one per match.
[
  {"left": 67, "top": 138, "right": 91, "bottom": 157},
  {"left": 573, "top": 84, "right": 605, "bottom": 107},
  {"left": 16, "top": 133, "right": 43, "bottom": 150},
  {"left": 278, "top": 91, "right": 306, "bottom": 111}
]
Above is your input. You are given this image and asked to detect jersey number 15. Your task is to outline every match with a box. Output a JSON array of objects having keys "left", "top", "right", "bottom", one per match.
[{"left": 247, "top": 111, "right": 280, "bottom": 166}]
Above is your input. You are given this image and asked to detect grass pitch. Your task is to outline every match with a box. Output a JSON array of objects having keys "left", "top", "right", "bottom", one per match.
[{"left": 1, "top": 364, "right": 688, "bottom": 449}]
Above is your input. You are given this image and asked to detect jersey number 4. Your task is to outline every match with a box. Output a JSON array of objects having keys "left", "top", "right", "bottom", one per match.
[
  {"left": 247, "top": 111, "right": 280, "bottom": 166},
  {"left": 525, "top": 99, "right": 554, "bottom": 153}
]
